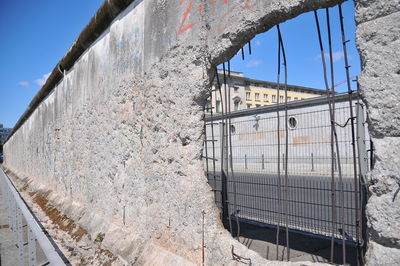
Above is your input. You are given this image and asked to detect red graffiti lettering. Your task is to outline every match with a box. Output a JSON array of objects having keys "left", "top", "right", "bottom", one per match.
[{"left": 177, "top": 0, "right": 195, "bottom": 35}]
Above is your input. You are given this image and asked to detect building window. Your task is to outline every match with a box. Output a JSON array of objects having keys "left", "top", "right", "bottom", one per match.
[
  {"left": 216, "top": 100, "right": 221, "bottom": 113},
  {"left": 233, "top": 86, "right": 240, "bottom": 92},
  {"left": 263, "top": 94, "right": 268, "bottom": 102},
  {"left": 294, "top": 97, "right": 298, "bottom": 101},
  {"left": 272, "top": 95, "right": 277, "bottom": 103},
  {"left": 288, "top": 116, "right": 298, "bottom": 129},
  {"left": 246, "top": 92, "right": 251, "bottom": 100},
  {"left": 287, "top": 96, "right": 291, "bottom": 101},
  {"left": 255, "top": 93, "right": 260, "bottom": 101},
  {"left": 247, "top": 104, "right": 252, "bottom": 109},
  {"left": 256, "top": 104, "right": 261, "bottom": 108},
  {"left": 234, "top": 101, "right": 240, "bottom": 111},
  {"left": 279, "top": 95, "right": 284, "bottom": 103}
]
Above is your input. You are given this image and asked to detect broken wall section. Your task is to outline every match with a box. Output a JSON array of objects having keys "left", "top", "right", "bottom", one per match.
[{"left": 355, "top": 0, "right": 400, "bottom": 264}]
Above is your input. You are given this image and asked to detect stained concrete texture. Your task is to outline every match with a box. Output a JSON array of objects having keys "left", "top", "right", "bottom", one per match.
[{"left": 355, "top": 0, "right": 400, "bottom": 265}]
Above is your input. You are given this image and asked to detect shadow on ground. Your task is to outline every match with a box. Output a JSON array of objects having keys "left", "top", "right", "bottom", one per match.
[{"left": 227, "top": 220, "right": 358, "bottom": 265}]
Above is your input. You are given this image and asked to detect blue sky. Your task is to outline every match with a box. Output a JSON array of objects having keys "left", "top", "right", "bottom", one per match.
[
  {"left": 0, "top": 1, "right": 359, "bottom": 129},
  {"left": 0, "top": 0, "right": 103, "bottom": 128},
  {"left": 226, "top": 1, "right": 360, "bottom": 92}
]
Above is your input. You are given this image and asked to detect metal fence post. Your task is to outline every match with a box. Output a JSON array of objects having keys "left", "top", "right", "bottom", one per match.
[
  {"left": 220, "top": 122, "right": 229, "bottom": 224},
  {"left": 245, "top": 155, "right": 248, "bottom": 169},
  {"left": 262, "top": 154, "right": 265, "bottom": 170},
  {"left": 356, "top": 103, "right": 368, "bottom": 179},
  {"left": 282, "top": 153, "right": 285, "bottom": 170},
  {"left": 311, "top": 153, "right": 314, "bottom": 172},
  {"left": 334, "top": 152, "right": 337, "bottom": 172}
]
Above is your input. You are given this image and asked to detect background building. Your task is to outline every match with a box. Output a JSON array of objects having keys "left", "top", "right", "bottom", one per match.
[
  {"left": 206, "top": 70, "right": 329, "bottom": 113},
  {"left": 0, "top": 124, "right": 12, "bottom": 144}
]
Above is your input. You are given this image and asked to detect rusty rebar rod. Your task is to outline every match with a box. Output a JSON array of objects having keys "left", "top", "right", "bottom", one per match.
[
  {"left": 314, "top": 9, "right": 347, "bottom": 265},
  {"left": 277, "top": 25, "right": 290, "bottom": 261}
]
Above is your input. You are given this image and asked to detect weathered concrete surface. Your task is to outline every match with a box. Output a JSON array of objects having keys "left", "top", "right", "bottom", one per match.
[
  {"left": 7, "top": 0, "right": 392, "bottom": 265},
  {"left": 355, "top": 0, "right": 400, "bottom": 264}
]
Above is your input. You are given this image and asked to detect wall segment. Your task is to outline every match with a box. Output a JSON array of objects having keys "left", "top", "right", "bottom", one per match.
[{"left": 4, "top": 0, "right": 399, "bottom": 264}]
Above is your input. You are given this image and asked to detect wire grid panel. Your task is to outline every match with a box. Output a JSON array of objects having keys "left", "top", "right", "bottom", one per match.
[{"left": 204, "top": 98, "right": 367, "bottom": 242}]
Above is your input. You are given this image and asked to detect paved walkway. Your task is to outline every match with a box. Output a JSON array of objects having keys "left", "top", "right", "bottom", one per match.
[
  {"left": 0, "top": 183, "right": 19, "bottom": 266},
  {"left": 0, "top": 169, "right": 48, "bottom": 266}
]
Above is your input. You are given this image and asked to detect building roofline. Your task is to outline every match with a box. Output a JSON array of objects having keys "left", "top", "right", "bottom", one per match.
[
  {"left": 205, "top": 92, "right": 359, "bottom": 121},
  {"left": 215, "top": 72, "right": 328, "bottom": 95},
  {"left": 240, "top": 76, "right": 328, "bottom": 95}
]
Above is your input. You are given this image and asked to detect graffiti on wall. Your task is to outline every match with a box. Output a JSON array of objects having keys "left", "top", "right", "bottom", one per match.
[{"left": 177, "top": 0, "right": 261, "bottom": 35}]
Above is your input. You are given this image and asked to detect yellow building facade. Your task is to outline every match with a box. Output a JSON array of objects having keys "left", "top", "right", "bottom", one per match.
[{"left": 207, "top": 71, "right": 327, "bottom": 113}]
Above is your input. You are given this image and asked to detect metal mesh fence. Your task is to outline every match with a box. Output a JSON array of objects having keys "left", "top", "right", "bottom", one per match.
[{"left": 203, "top": 95, "right": 369, "bottom": 242}]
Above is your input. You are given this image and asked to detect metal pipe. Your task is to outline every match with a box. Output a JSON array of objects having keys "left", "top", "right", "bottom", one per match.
[
  {"left": 227, "top": 61, "right": 241, "bottom": 239},
  {"left": 325, "top": 8, "right": 338, "bottom": 262},
  {"left": 338, "top": 5, "right": 362, "bottom": 265},
  {"left": 277, "top": 24, "right": 290, "bottom": 261},
  {"left": 275, "top": 24, "right": 283, "bottom": 260},
  {"left": 314, "top": 9, "right": 346, "bottom": 264}
]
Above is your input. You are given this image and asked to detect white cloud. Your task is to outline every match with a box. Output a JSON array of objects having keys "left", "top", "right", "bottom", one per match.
[
  {"left": 17, "top": 81, "right": 30, "bottom": 87},
  {"left": 315, "top": 51, "right": 351, "bottom": 63},
  {"left": 246, "top": 60, "right": 262, "bottom": 68},
  {"left": 330, "top": 51, "right": 344, "bottom": 62},
  {"left": 34, "top": 72, "right": 51, "bottom": 86}
]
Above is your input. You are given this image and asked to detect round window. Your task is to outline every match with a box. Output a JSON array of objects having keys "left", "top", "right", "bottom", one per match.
[
  {"left": 288, "top": 117, "right": 297, "bottom": 129},
  {"left": 230, "top": 125, "right": 236, "bottom": 134}
]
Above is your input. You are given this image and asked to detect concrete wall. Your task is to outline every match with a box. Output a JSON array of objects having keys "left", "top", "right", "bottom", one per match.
[
  {"left": 4, "top": 0, "right": 399, "bottom": 264},
  {"left": 355, "top": 0, "right": 400, "bottom": 265}
]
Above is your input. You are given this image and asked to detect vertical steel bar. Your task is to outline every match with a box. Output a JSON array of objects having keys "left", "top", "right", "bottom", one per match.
[
  {"left": 211, "top": 71, "right": 218, "bottom": 202},
  {"left": 262, "top": 154, "right": 265, "bottom": 170},
  {"left": 277, "top": 25, "right": 290, "bottom": 261},
  {"left": 275, "top": 24, "right": 283, "bottom": 260},
  {"left": 314, "top": 9, "right": 346, "bottom": 264},
  {"left": 338, "top": 5, "right": 361, "bottom": 265},
  {"left": 220, "top": 121, "right": 229, "bottom": 224},
  {"left": 227, "top": 60, "right": 240, "bottom": 239},
  {"left": 325, "top": 8, "right": 338, "bottom": 262},
  {"left": 311, "top": 153, "right": 314, "bottom": 172}
]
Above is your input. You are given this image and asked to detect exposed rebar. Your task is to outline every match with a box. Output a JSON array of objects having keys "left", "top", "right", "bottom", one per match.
[
  {"left": 338, "top": 4, "right": 362, "bottom": 265},
  {"left": 277, "top": 25, "right": 290, "bottom": 261},
  {"left": 275, "top": 24, "right": 283, "bottom": 261},
  {"left": 314, "top": 9, "right": 347, "bottom": 265}
]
